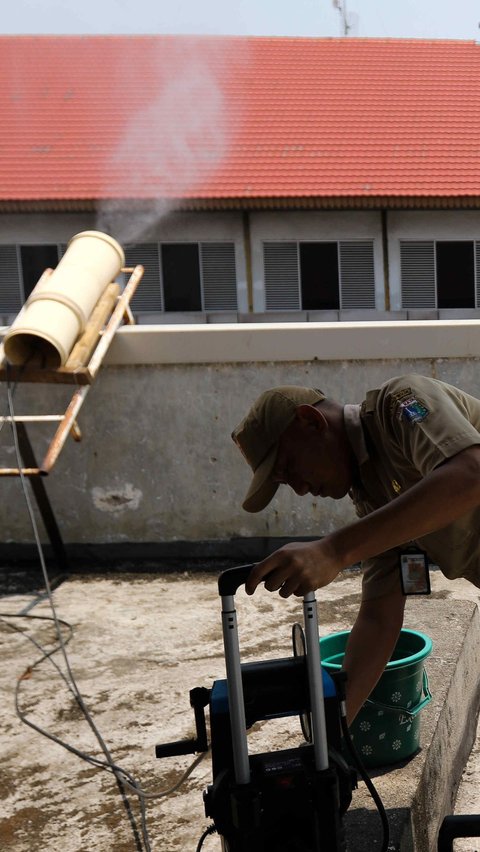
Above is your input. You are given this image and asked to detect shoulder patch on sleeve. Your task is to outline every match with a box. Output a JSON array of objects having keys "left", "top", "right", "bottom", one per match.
[{"left": 396, "top": 396, "right": 429, "bottom": 424}]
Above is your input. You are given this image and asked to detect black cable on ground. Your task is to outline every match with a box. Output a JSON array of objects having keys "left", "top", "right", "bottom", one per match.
[
  {"left": 1, "top": 610, "right": 208, "bottom": 795},
  {"left": 1, "top": 367, "right": 212, "bottom": 851},
  {"left": 5, "top": 372, "right": 149, "bottom": 852}
]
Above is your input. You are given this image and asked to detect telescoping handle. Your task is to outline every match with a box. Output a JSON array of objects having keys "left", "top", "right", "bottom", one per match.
[
  {"left": 219, "top": 565, "right": 254, "bottom": 785},
  {"left": 303, "top": 591, "right": 329, "bottom": 771},
  {"left": 218, "top": 565, "right": 329, "bottom": 786},
  {"left": 218, "top": 563, "right": 253, "bottom": 596}
]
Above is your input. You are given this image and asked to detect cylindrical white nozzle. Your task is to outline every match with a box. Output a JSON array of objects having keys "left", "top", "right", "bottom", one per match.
[{"left": 3, "top": 230, "right": 125, "bottom": 368}]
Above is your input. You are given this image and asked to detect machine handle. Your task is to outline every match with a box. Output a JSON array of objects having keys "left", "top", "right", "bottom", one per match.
[
  {"left": 155, "top": 687, "right": 210, "bottom": 760},
  {"left": 218, "top": 564, "right": 256, "bottom": 596},
  {"left": 155, "top": 738, "right": 199, "bottom": 758},
  {"left": 438, "top": 815, "right": 480, "bottom": 851}
]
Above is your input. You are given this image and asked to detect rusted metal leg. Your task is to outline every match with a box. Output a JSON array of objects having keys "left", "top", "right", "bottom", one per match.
[{"left": 16, "top": 423, "right": 69, "bottom": 573}]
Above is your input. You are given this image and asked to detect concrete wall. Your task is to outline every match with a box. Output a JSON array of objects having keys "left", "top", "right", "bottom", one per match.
[{"left": 1, "top": 321, "right": 480, "bottom": 546}]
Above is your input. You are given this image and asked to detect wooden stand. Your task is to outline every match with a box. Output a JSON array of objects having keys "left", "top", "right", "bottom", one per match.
[{"left": 0, "top": 264, "right": 144, "bottom": 569}]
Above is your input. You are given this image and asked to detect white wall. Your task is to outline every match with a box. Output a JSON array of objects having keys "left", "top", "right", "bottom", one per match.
[{"left": 0, "top": 213, "right": 96, "bottom": 242}]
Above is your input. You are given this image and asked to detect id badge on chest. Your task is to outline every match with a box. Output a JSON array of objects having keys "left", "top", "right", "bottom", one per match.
[{"left": 399, "top": 546, "right": 431, "bottom": 595}]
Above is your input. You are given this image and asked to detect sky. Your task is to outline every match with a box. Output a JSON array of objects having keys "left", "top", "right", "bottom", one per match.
[{"left": 1, "top": 0, "right": 479, "bottom": 42}]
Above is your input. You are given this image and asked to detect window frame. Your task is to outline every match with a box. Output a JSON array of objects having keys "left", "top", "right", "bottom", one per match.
[
  {"left": 400, "top": 239, "right": 480, "bottom": 310},
  {"left": 263, "top": 239, "right": 376, "bottom": 312}
]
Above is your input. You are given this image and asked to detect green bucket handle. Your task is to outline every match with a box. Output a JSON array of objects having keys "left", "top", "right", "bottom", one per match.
[{"left": 363, "top": 668, "right": 432, "bottom": 721}]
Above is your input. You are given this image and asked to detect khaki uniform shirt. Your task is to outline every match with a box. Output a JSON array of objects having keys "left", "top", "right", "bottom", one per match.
[{"left": 343, "top": 374, "right": 480, "bottom": 600}]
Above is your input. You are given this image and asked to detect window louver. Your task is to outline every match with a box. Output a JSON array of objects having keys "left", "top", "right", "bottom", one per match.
[
  {"left": 475, "top": 242, "right": 480, "bottom": 308},
  {"left": 124, "top": 244, "right": 162, "bottom": 312},
  {"left": 201, "top": 242, "right": 238, "bottom": 311},
  {"left": 264, "top": 242, "right": 300, "bottom": 310},
  {"left": 400, "top": 241, "right": 436, "bottom": 308},
  {"left": 0, "top": 246, "right": 22, "bottom": 314},
  {"left": 339, "top": 241, "right": 375, "bottom": 309}
]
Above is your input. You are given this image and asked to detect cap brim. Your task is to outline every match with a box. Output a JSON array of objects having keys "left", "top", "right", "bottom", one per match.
[{"left": 242, "top": 443, "right": 280, "bottom": 513}]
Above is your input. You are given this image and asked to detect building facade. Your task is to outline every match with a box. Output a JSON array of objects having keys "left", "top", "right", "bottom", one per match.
[
  {"left": 2, "top": 208, "right": 480, "bottom": 324},
  {"left": 1, "top": 35, "right": 480, "bottom": 324}
]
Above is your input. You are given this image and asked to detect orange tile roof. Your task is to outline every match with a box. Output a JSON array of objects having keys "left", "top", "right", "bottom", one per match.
[{"left": 1, "top": 35, "right": 480, "bottom": 203}]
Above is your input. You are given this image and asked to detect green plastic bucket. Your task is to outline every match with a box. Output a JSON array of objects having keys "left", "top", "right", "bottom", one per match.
[{"left": 320, "top": 629, "right": 433, "bottom": 768}]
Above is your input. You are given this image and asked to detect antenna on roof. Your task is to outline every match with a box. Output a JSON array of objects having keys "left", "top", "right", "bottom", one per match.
[{"left": 332, "top": 0, "right": 354, "bottom": 36}]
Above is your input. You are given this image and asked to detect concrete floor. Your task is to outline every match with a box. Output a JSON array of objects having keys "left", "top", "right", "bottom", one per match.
[{"left": 1, "top": 566, "right": 480, "bottom": 852}]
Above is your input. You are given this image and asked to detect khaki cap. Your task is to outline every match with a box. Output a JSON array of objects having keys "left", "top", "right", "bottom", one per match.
[{"left": 232, "top": 385, "right": 326, "bottom": 513}]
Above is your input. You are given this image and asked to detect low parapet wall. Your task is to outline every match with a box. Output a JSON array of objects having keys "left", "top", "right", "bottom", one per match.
[{"left": 0, "top": 320, "right": 479, "bottom": 547}]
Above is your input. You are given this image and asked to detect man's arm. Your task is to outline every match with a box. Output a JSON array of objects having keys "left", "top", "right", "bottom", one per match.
[
  {"left": 342, "top": 586, "right": 406, "bottom": 724},
  {"left": 246, "top": 445, "right": 480, "bottom": 597}
]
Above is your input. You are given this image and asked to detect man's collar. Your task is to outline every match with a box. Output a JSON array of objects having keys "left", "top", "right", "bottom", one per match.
[{"left": 343, "top": 404, "right": 369, "bottom": 467}]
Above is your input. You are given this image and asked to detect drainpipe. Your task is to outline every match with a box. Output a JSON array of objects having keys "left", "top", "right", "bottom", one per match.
[
  {"left": 242, "top": 210, "right": 254, "bottom": 313},
  {"left": 381, "top": 209, "right": 391, "bottom": 311}
]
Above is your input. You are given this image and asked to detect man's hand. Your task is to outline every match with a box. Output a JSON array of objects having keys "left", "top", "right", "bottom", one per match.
[
  {"left": 245, "top": 446, "right": 480, "bottom": 600},
  {"left": 245, "top": 539, "right": 342, "bottom": 598}
]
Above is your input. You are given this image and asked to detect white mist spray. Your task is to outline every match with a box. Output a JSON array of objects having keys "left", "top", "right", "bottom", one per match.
[{"left": 96, "top": 36, "right": 244, "bottom": 244}]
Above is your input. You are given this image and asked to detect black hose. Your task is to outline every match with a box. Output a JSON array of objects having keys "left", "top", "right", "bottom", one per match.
[
  {"left": 196, "top": 824, "right": 217, "bottom": 852},
  {"left": 340, "top": 715, "right": 390, "bottom": 852}
]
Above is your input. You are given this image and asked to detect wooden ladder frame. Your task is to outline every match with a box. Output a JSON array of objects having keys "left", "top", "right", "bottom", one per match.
[
  {"left": 0, "top": 264, "right": 144, "bottom": 572},
  {"left": 0, "top": 264, "right": 144, "bottom": 476}
]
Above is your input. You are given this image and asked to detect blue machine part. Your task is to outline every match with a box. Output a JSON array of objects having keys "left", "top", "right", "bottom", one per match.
[{"left": 211, "top": 664, "right": 337, "bottom": 721}]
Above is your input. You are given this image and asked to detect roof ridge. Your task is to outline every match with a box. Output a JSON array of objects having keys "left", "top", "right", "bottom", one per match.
[{"left": 0, "top": 34, "right": 477, "bottom": 45}]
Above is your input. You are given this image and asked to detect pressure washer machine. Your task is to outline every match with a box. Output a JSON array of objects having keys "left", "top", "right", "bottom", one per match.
[{"left": 156, "top": 565, "right": 387, "bottom": 851}]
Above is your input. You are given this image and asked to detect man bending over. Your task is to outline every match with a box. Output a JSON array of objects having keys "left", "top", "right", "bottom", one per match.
[{"left": 231, "top": 374, "right": 480, "bottom": 723}]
